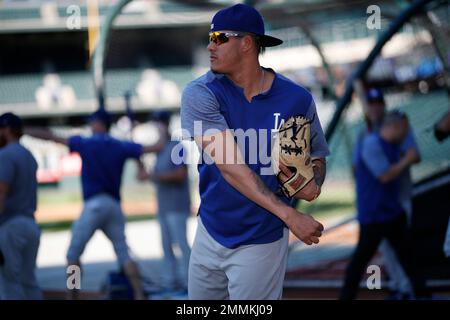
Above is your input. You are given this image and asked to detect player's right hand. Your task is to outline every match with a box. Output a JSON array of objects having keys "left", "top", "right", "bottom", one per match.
[{"left": 285, "top": 209, "right": 324, "bottom": 245}]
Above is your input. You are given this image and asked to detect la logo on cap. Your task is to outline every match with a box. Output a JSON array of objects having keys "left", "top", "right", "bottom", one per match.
[{"left": 210, "top": 23, "right": 214, "bottom": 29}]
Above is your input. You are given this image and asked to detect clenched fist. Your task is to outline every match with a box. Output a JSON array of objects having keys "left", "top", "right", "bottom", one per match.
[{"left": 284, "top": 209, "right": 324, "bottom": 245}]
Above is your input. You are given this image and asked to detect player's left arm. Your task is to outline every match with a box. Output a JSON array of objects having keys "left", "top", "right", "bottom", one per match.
[
  {"left": 141, "top": 123, "right": 168, "bottom": 154},
  {"left": 312, "top": 158, "right": 327, "bottom": 187},
  {"left": 296, "top": 99, "right": 330, "bottom": 200},
  {"left": 401, "top": 128, "right": 421, "bottom": 165},
  {"left": 141, "top": 142, "right": 165, "bottom": 154},
  {"left": 25, "top": 127, "right": 69, "bottom": 146},
  {"left": 153, "top": 166, "right": 188, "bottom": 183}
]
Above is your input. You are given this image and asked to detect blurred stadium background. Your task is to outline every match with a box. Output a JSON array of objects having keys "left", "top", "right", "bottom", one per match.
[{"left": 0, "top": 0, "right": 449, "bottom": 299}]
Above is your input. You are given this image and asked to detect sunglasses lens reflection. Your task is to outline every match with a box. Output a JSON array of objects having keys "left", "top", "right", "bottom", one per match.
[{"left": 209, "top": 32, "right": 229, "bottom": 45}]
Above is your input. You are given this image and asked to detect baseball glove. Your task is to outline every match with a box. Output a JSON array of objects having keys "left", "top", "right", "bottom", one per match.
[{"left": 273, "top": 115, "right": 314, "bottom": 198}]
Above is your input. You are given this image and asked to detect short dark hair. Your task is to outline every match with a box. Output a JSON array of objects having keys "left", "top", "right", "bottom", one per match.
[
  {"left": 241, "top": 33, "right": 265, "bottom": 55},
  {"left": 88, "top": 109, "right": 112, "bottom": 131},
  {"left": 253, "top": 35, "right": 265, "bottom": 55},
  {"left": 9, "top": 126, "right": 23, "bottom": 138},
  {"left": 0, "top": 112, "right": 23, "bottom": 138}
]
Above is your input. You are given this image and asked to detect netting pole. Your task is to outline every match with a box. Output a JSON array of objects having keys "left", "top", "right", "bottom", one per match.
[
  {"left": 325, "top": 0, "right": 435, "bottom": 143},
  {"left": 91, "top": 0, "right": 133, "bottom": 110},
  {"left": 423, "top": 9, "right": 450, "bottom": 97}
]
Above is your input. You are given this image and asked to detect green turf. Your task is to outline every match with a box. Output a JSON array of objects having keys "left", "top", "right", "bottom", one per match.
[
  {"left": 39, "top": 213, "right": 157, "bottom": 233},
  {"left": 297, "top": 184, "right": 356, "bottom": 221}
]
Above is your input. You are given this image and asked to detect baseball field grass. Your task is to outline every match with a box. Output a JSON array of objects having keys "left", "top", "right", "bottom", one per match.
[{"left": 37, "top": 179, "right": 355, "bottom": 232}]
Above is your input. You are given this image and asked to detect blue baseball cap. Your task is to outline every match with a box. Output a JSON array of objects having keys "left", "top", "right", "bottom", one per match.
[
  {"left": 366, "top": 88, "right": 385, "bottom": 104},
  {"left": 0, "top": 112, "right": 22, "bottom": 129},
  {"left": 88, "top": 108, "right": 111, "bottom": 126},
  {"left": 210, "top": 4, "right": 283, "bottom": 47},
  {"left": 152, "top": 110, "right": 171, "bottom": 124}
]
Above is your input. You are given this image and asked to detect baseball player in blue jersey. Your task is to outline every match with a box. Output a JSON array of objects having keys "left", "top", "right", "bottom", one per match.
[
  {"left": 341, "top": 111, "right": 429, "bottom": 300},
  {"left": 352, "top": 88, "right": 421, "bottom": 298},
  {"left": 181, "top": 4, "right": 330, "bottom": 300},
  {"left": 27, "top": 109, "right": 165, "bottom": 300}
]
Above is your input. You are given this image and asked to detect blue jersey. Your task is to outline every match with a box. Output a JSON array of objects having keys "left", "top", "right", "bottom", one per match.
[
  {"left": 181, "top": 69, "right": 330, "bottom": 248},
  {"left": 0, "top": 143, "right": 37, "bottom": 225},
  {"left": 352, "top": 124, "right": 420, "bottom": 214},
  {"left": 356, "top": 133, "right": 403, "bottom": 224},
  {"left": 69, "top": 133, "right": 142, "bottom": 201}
]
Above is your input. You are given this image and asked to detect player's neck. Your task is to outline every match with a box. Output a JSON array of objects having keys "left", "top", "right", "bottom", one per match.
[
  {"left": 92, "top": 129, "right": 108, "bottom": 135},
  {"left": 227, "top": 61, "right": 272, "bottom": 101},
  {"left": 379, "top": 128, "right": 394, "bottom": 144},
  {"left": 6, "top": 137, "right": 19, "bottom": 145}
]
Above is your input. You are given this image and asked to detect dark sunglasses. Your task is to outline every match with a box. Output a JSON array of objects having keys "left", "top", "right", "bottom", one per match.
[{"left": 209, "top": 31, "right": 245, "bottom": 46}]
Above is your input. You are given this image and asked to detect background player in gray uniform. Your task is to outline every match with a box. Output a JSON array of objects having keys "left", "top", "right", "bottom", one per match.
[
  {"left": 0, "top": 112, "right": 42, "bottom": 300},
  {"left": 138, "top": 111, "right": 191, "bottom": 292}
]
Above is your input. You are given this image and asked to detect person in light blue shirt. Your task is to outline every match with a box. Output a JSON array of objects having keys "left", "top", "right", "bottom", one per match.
[
  {"left": 352, "top": 88, "right": 421, "bottom": 299},
  {"left": 340, "top": 111, "right": 429, "bottom": 300},
  {"left": 181, "top": 4, "right": 329, "bottom": 300},
  {"left": 0, "top": 112, "right": 42, "bottom": 300}
]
